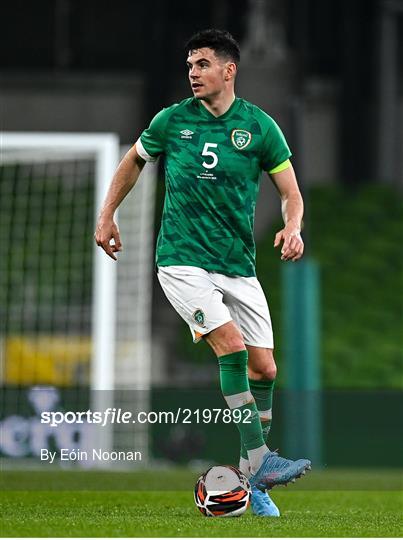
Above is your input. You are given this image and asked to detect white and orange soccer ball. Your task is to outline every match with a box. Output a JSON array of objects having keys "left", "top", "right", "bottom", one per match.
[{"left": 194, "top": 465, "right": 251, "bottom": 517}]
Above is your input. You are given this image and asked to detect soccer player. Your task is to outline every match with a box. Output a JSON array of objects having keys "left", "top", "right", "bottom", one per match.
[{"left": 95, "top": 29, "right": 311, "bottom": 517}]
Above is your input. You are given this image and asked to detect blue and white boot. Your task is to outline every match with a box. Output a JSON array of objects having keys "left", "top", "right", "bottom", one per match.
[
  {"left": 251, "top": 486, "right": 280, "bottom": 517},
  {"left": 250, "top": 450, "right": 311, "bottom": 491}
]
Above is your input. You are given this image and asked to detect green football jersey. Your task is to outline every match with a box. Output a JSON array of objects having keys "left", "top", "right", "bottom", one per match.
[{"left": 137, "top": 97, "right": 291, "bottom": 277}]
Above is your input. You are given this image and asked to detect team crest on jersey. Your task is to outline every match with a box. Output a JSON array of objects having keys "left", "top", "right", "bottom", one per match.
[
  {"left": 231, "top": 129, "right": 252, "bottom": 150},
  {"left": 193, "top": 308, "right": 206, "bottom": 327}
]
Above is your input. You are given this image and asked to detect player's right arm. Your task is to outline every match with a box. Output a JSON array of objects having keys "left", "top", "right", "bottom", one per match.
[
  {"left": 94, "top": 144, "right": 145, "bottom": 260},
  {"left": 95, "top": 106, "right": 170, "bottom": 259}
]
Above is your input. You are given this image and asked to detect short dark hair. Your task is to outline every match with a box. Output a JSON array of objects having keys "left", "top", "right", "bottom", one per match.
[{"left": 185, "top": 29, "right": 240, "bottom": 65}]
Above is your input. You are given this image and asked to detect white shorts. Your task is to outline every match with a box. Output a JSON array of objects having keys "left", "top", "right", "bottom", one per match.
[{"left": 157, "top": 265, "right": 274, "bottom": 348}]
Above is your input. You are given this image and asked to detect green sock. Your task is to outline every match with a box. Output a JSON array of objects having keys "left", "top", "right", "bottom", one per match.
[
  {"left": 218, "top": 351, "right": 265, "bottom": 452},
  {"left": 240, "top": 378, "right": 275, "bottom": 460}
]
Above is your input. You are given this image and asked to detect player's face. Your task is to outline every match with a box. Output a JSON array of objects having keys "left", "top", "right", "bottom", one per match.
[{"left": 187, "top": 48, "right": 231, "bottom": 100}]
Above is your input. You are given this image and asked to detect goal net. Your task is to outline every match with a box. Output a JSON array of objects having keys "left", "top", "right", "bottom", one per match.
[{"left": 0, "top": 133, "right": 156, "bottom": 466}]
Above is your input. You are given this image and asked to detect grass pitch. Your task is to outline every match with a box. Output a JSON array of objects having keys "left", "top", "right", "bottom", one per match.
[{"left": 1, "top": 469, "right": 402, "bottom": 537}]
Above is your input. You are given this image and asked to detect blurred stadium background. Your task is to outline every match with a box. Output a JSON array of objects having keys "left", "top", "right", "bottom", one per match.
[{"left": 0, "top": 0, "right": 402, "bottom": 472}]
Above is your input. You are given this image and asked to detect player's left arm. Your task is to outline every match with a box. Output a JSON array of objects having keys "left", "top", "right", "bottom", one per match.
[{"left": 268, "top": 161, "right": 304, "bottom": 262}]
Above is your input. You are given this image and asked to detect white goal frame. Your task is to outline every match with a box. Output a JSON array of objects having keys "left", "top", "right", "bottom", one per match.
[{"left": 0, "top": 132, "right": 120, "bottom": 392}]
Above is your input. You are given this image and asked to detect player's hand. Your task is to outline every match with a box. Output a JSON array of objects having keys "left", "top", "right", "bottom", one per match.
[
  {"left": 274, "top": 222, "right": 304, "bottom": 262},
  {"left": 94, "top": 216, "right": 122, "bottom": 261}
]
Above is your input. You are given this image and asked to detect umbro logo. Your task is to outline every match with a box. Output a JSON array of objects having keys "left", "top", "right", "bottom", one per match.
[{"left": 180, "top": 129, "right": 194, "bottom": 139}]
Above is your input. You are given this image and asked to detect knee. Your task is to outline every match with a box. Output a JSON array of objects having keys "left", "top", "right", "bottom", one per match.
[
  {"left": 205, "top": 321, "right": 245, "bottom": 357},
  {"left": 248, "top": 348, "right": 277, "bottom": 380},
  {"left": 227, "top": 334, "right": 246, "bottom": 353},
  {"left": 219, "top": 336, "right": 245, "bottom": 356},
  {"left": 259, "top": 363, "right": 277, "bottom": 381},
  {"left": 249, "top": 359, "right": 277, "bottom": 381}
]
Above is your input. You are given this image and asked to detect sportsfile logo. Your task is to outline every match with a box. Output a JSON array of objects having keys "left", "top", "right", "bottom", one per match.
[
  {"left": 40, "top": 407, "right": 253, "bottom": 426},
  {"left": 180, "top": 129, "right": 194, "bottom": 139}
]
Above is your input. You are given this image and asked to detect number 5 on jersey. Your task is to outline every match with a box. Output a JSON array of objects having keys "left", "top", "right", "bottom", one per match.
[{"left": 202, "top": 143, "right": 218, "bottom": 169}]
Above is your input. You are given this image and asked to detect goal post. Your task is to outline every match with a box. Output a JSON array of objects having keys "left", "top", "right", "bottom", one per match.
[
  {"left": 1, "top": 132, "right": 120, "bottom": 394},
  {"left": 0, "top": 132, "right": 156, "bottom": 465}
]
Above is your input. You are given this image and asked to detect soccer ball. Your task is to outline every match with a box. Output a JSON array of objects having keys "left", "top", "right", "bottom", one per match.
[{"left": 194, "top": 465, "right": 251, "bottom": 517}]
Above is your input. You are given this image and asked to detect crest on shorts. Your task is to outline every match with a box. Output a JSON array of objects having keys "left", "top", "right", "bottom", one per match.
[
  {"left": 231, "top": 129, "right": 252, "bottom": 150},
  {"left": 193, "top": 308, "right": 206, "bottom": 327}
]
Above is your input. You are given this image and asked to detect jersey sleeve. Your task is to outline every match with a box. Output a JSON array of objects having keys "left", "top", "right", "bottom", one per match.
[
  {"left": 259, "top": 114, "right": 292, "bottom": 171},
  {"left": 136, "top": 107, "right": 171, "bottom": 162}
]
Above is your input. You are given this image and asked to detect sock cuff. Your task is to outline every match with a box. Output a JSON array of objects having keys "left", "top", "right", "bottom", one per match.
[
  {"left": 218, "top": 349, "right": 248, "bottom": 366},
  {"left": 249, "top": 378, "right": 275, "bottom": 389}
]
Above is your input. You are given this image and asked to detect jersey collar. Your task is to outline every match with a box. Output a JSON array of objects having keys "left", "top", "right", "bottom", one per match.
[{"left": 195, "top": 96, "right": 240, "bottom": 121}]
